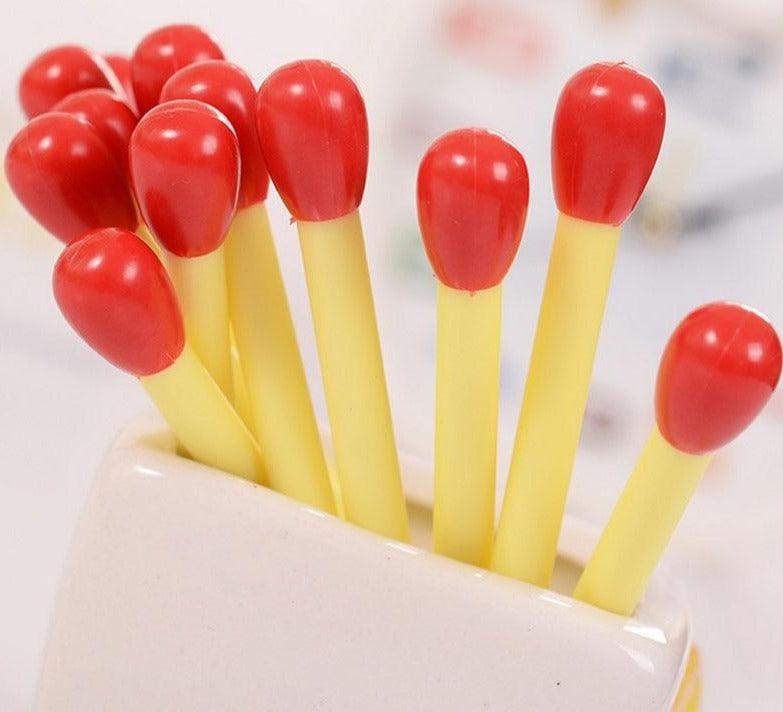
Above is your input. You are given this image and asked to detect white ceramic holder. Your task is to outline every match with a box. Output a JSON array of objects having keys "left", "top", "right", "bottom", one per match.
[{"left": 35, "top": 416, "right": 693, "bottom": 711}]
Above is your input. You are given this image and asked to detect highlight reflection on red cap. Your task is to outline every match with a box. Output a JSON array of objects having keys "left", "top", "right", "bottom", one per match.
[
  {"left": 161, "top": 60, "right": 269, "bottom": 208},
  {"left": 19, "top": 45, "right": 123, "bottom": 119},
  {"left": 256, "top": 59, "right": 368, "bottom": 222},
  {"left": 53, "top": 227, "right": 184, "bottom": 377},
  {"left": 130, "top": 99, "right": 240, "bottom": 258},
  {"left": 656, "top": 302, "right": 781, "bottom": 454},
  {"left": 5, "top": 112, "right": 138, "bottom": 244},
  {"left": 417, "top": 128, "right": 529, "bottom": 292},
  {"left": 551, "top": 62, "right": 665, "bottom": 226},
  {"left": 104, "top": 54, "right": 137, "bottom": 110},
  {"left": 53, "top": 88, "right": 138, "bottom": 178},
  {"left": 130, "top": 24, "right": 224, "bottom": 115}
]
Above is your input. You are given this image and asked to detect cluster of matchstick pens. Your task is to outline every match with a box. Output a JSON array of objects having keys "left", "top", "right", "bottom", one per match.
[{"left": 6, "top": 24, "right": 782, "bottom": 619}]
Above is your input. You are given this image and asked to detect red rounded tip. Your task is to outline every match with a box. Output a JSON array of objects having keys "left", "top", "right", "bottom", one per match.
[
  {"left": 256, "top": 59, "right": 369, "bottom": 222},
  {"left": 4, "top": 112, "right": 138, "bottom": 244},
  {"left": 656, "top": 302, "right": 782, "bottom": 455},
  {"left": 551, "top": 62, "right": 666, "bottom": 226},
  {"left": 130, "top": 99, "right": 240, "bottom": 258},
  {"left": 417, "top": 128, "right": 529, "bottom": 291},
  {"left": 53, "top": 228, "right": 184, "bottom": 377},
  {"left": 104, "top": 54, "right": 137, "bottom": 111},
  {"left": 19, "top": 45, "right": 123, "bottom": 119},
  {"left": 53, "top": 89, "right": 138, "bottom": 178},
  {"left": 130, "top": 24, "right": 224, "bottom": 115},
  {"left": 161, "top": 60, "right": 269, "bottom": 208}
]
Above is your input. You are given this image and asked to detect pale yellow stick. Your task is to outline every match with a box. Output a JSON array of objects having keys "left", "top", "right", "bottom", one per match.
[
  {"left": 573, "top": 426, "right": 711, "bottom": 616},
  {"left": 166, "top": 247, "right": 233, "bottom": 401},
  {"left": 135, "top": 223, "right": 163, "bottom": 260},
  {"left": 140, "top": 343, "right": 265, "bottom": 483},
  {"left": 434, "top": 283, "right": 501, "bottom": 566},
  {"left": 226, "top": 202, "right": 335, "bottom": 513},
  {"left": 671, "top": 648, "right": 702, "bottom": 712},
  {"left": 298, "top": 210, "right": 409, "bottom": 540},
  {"left": 229, "top": 329, "right": 254, "bottom": 431},
  {"left": 492, "top": 213, "right": 620, "bottom": 587}
]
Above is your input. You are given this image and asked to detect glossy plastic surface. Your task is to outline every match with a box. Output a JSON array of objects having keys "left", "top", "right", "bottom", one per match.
[
  {"left": 256, "top": 59, "right": 368, "bottom": 221},
  {"left": 130, "top": 99, "right": 240, "bottom": 257},
  {"left": 551, "top": 62, "right": 666, "bottom": 226},
  {"left": 492, "top": 216, "right": 620, "bottom": 588},
  {"left": 19, "top": 45, "right": 123, "bottom": 119},
  {"left": 53, "top": 228, "right": 184, "bottom": 377},
  {"left": 225, "top": 203, "right": 334, "bottom": 510},
  {"left": 161, "top": 60, "right": 269, "bottom": 208},
  {"left": 417, "top": 128, "right": 529, "bottom": 291},
  {"left": 298, "top": 213, "right": 409, "bottom": 540},
  {"left": 104, "top": 54, "right": 136, "bottom": 110},
  {"left": 656, "top": 302, "right": 782, "bottom": 454},
  {"left": 140, "top": 344, "right": 264, "bottom": 484},
  {"left": 130, "top": 24, "right": 224, "bottom": 115},
  {"left": 5, "top": 112, "right": 138, "bottom": 244},
  {"left": 572, "top": 425, "right": 711, "bottom": 617},
  {"left": 53, "top": 89, "right": 138, "bottom": 178},
  {"left": 434, "top": 283, "right": 501, "bottom": 566}
]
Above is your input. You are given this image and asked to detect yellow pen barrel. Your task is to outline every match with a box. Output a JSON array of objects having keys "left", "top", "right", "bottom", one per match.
[
  {"left": 135, "top": 223, "right": 163, "bottom": 260},
  {"left": 672, "top": 648, "right": 703, "bottom": 712},
  {"left": 226, "top": 202, "right": 335, "bottom": 513},
  {"left": 573, "top": 426, "right": 711, "bottom": 616},
  {"left": 298, "top": 210, "right": 409, "bottom": 540},
  {"left": 140, "top": 343, "right": 265, "bottom": 484},
  {"left": 492, "top": 213, "right": 620, "bottom": 587},
  {"left": 229, "top": 329, "right": 254, "bottom": 431},
  {"left": 433, "top": 283, "right": 501, "bottom": 566},
  {"left": 166, "top": 247, "right": 233, "bottom": 401}
]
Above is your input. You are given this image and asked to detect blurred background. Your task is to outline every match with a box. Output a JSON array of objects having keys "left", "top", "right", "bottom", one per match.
[{"left": 2, "top": 0, "right": 782, "bottom": 709}]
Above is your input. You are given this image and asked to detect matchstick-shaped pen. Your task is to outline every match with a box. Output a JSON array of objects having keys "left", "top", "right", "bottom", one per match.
[
  {"left": 53, "top": 228, "right": 264, "bottom": 483},
  {"left": 256, "top": 60, "right": 408, "bottom": 539},
  {"left": 161, "top": 60, "right": 335, "bottom": 513},
  {"left": 417, "top": 128, "right": 529, "bottom": 565},
  {"left": 493, "top": 62, "right": 666, "bottom": 587},
  {"left": 574, "top": 302, "right": 781, "bottom": 615},
  {"left": 130, "top": 99, "right": 239, "bottom": 401}
]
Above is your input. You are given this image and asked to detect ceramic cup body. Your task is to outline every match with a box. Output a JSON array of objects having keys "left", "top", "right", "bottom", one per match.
[{"left": 35, "top": 416, "right": 692, "bottom": 711}]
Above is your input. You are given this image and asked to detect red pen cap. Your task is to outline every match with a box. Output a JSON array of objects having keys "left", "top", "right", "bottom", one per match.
[
  {"left": 53, "top": 89, "right": 138, "bottom": 178},
  {"left": 551, "top": 62, "right": 666, "bottom": 226},
  {"left": 5, "top": 112, "right": 138, "bottom": 244},
  {"left": 104, "top": 54, "right": 137, "bottom": 111},
  {"left": 417, "top": 128, "right": 529, "bottom": 291},
  {"left": 53, "top": 228, "right": 185, "bottom": 377},
  {"left": 19, "top": 45, "right": 123, "bottom": 119},
  {"left": 161, "top": 60, "right": 269, "bottom": 208},
  {"left": 130, "top": 24, "right": 224, "bottom": 115},
  {"left": 656, "top": 302, "right": 782, "bottom": 455},
  {"left": 256, "top": 59, "right": 368, "bottom": 222},
  {"left": 130, "top": 99, "right": 240, "bottom": 258}
]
